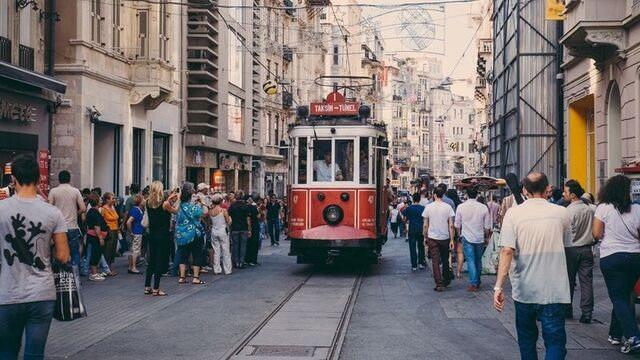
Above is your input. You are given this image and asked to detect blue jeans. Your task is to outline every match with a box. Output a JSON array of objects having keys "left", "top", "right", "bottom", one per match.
[
  {"left": 267, "top": 219, "right": 280, "bottom": 245},
  {"left": 407, "top": 232, "right": 426, "bottom": 268},
  {"left": 514, "top": 302, "right": 567, "bottom": 360},
  {"left": 0, "top": 300, "right": 55, "bottom": 360},
  {"left": 67, "top": 229, "right": 82, "bottom": 267},
  {"left": 600, "top": 252, "right": 640, "bottom": 340},
  {"left": 80, "top": 242, "right": 110, "bottom": 276},
  {"left": 230, "top": 231, "right": 249, "bottom": 267},
  {"left": 171, "top": 244, "right": 184, "bottom": 276},
  {"left": 462, "top": 238, "right": 485, "bottom": 286}
]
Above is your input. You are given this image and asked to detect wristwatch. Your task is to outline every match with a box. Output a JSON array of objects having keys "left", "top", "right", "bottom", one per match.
[{"left": 493, "top": 287, "right": 502, "bottom": 292}]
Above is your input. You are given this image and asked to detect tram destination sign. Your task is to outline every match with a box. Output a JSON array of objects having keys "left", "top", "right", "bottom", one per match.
[{"left": 309, "top": 102, "right": 359, "bottom": 116}]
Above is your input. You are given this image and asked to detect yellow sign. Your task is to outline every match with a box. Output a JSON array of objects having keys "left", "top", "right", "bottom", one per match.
[{"left": 545, "top": 0, "right": 566, "bottom": 20}]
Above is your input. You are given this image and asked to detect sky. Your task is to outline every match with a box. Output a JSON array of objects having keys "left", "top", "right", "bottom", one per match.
[{"left": 362, "top": 1, "right": 480, "bottom": 97}]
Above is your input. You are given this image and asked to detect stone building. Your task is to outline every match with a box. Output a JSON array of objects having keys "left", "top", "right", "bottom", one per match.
[
  {"left": 0, "top": 0, "right": 66, "bottom": 190},
  {"left": 560, "top": 0, "right": 640, "bottom": 193},
  {"left": 52, "top": 0, "right": 183, "bottom": 194}
]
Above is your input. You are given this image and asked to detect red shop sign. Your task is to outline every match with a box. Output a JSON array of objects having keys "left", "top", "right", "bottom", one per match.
[{"left": 38, "top": 150, "right": 49, "bottom": 197}]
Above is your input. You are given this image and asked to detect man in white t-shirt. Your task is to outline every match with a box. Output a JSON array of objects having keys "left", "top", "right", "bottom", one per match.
[
  {"left": 493, "top": 172, "right": 571, "bottom": 360},
  {"left": 313, "top": 151, "right": 342, "bottom": 182},
  {"left": 422, "top": 187, "right": 455, "bottom": 291},
  {"left": 455, "top": 186, "right": 492, "bottom": 291}
]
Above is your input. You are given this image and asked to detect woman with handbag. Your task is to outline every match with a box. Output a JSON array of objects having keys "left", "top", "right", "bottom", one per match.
[
  {"left": 175, "top": 182, "right": 206, "bottom": 285},
  {"left": 100, "top": 192, "right": 119, "bottom": 276},
  {"left": 86, "top": 193, "right": 109, "bottom": 282},
  {"left": 593, "top": 175, "right": 640, "bottom": 354}
]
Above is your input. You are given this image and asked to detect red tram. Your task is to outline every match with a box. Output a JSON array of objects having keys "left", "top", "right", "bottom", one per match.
[{"left": 286, "top": 90, "right": 389, "bottom": 264}]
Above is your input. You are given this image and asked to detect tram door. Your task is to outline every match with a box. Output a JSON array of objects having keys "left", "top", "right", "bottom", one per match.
[{"left": 375, "top": 137, "right": 389, "bottom": 247}]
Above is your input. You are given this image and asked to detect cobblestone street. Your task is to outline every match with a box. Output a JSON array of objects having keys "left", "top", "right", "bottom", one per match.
[{"left": 44, "top": 235, "right": 636, "bottom": 359}]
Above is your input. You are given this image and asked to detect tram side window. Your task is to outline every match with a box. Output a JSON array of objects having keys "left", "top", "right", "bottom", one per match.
[
  {"left": 359, "top": 137, "right": 369, "bottom": 184},
  {"left": 335, "top": 140, "right": 354, "bottom": 182},
  {"left": 312, "top": 140, "right": 337, "bottom": 182},
  {"left": 298, "top": 138, "right": 307, "bottom": 184}
]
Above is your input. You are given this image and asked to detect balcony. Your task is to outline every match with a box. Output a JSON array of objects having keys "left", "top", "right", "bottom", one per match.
[
  {"left": 18, "top": 45, "right": 34, "bottom": 71},
  {"left": 560, "top": 0, "right": 627, "bottom": 63},
  {"left": 282, "top": 45, "right": 293, "bottom": 63},
  {"left": 129, "top": 59, "right": 174, "bottom": 109},
  {"left": 0, "top": 36, "right": 10, "bottom": 63},
  {"left": 283, "top": 91, "right": 293, "bottom": 109}
]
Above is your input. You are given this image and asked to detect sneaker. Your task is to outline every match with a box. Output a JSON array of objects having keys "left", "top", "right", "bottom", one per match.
[
  {"left": 621, "top": 337, "right": 640, "bottom": 354},
  {"left": 433, "top": 286, "right": 444, "bottom": 292},
  {"left": 608, "top": 336, "right": 622, "bottom": 346},
  {"left": 89, "top": 274, "right": 105, "bottom": 282},
  {"left": 100, "top": 271, "right": 110, "bottom": 277},
  {"left": 418, "top": 264, "right": 425, "bottom": 270},
  {"left": 412, "top": 267, "right": 418, "bottom": 271},
  {"left": 203, "top": 266, "right": 213, "bottom": 271}
]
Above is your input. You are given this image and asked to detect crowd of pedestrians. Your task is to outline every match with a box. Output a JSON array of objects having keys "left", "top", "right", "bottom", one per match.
[
  {"left": 391, "top": 172, "right": 640, "bottom": 357},
  {"left": 0, "top": 154, "right": 288, "bottom": 359}
]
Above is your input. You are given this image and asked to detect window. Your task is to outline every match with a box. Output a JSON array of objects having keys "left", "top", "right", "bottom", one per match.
[
  {"left": 265, "top": 112, "right": 271, "bottom": 144},
  {"left": 90, "top": 0, "right": 102, "bottom": 44},
  {"left": 359, "top": 137, "right": 370, "bottom": 184},
  {"left": 137, "top": 10, "right": 148, "bottom": 58},
  {"left": 228, "top": 94, "right": 243, "bottom": 142},
  {"left": 0, "top": 0, "right": 7, "bottom": 37},
  {"left": 112, "top": 0, "right": 121, "bottom": 51},
  {"left": 229, "top": 0, "right": 243, "bottom": 24},
  {"left": 159, "top": 0, "right": 169, "bottom": 61},
  {"left": 132, "top": 128, "right": 143, "bottom": 186},
  {"left": 275, "top": 114, "right": 280, "bottom": 144},
  {"left": 228, "top": 29, "right": 244, "bottom": 88},
  {"left": 333, "top": 45, "right": 339, "bottom": 65},
  {"left": 275, "top": 62, "right": 279, "bottom": 81},
  {"left": 152, "top": 133, "right": 170, "bottom": 186},
  {"left": 297, "top": 137, "right": 307, "bottom": 184},
  {"left": 266, "top": 59, "right": 271, "bottom": 79},
  {"left": 312, "top": 139, "right": 354, "bottom": 182}
]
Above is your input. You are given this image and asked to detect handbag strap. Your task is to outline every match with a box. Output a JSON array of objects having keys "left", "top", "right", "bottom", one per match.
[{"left": 615, "top": 208, "right": 640, "bottom": 242}]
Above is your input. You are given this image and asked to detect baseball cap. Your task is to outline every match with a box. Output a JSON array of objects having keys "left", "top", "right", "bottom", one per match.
[{"left": 197, "top": 183, "right": 209, "bottom": 191}]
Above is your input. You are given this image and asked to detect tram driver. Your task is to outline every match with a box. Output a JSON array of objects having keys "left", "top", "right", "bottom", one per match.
[{"left": 313, "top": 150, "right": 343, "bottom": 182}]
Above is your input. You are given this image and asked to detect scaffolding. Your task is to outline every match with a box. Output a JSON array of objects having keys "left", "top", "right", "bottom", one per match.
[{"left": 489, "top": 0, "right": 562, "bottom": 184}]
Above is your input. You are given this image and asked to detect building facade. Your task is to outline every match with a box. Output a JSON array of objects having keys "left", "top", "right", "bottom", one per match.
[
  {"left": 560, "top": 0, "right": 639, "bottom": 194},
  {"left": 0, "top": 0, "right": 66, "bottom": 190},
  {"left": 52, "top": 0, "right": 183, "bottom": 194}
]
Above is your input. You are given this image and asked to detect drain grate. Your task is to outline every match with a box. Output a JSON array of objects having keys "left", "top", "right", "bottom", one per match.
[{"left": 251, "top": 345, "right": 316, "bottom": 357}]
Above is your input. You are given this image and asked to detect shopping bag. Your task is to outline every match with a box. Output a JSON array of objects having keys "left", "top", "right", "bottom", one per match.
[
  {"left": 481, "top": 230, "right": 501, "bottom": 275},
  {"left": 53, "top": 263, "right": 87, "bottom": 321}
]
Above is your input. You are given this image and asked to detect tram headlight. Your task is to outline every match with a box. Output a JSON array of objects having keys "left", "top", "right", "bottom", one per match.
[{"left": 323, "top": 205, "right": 344, "bottom": 225}]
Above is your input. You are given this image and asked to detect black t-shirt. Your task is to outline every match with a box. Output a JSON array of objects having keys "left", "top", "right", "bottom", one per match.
[
  {"left": 248, "top": 205, "right": 259, "bottom": 230},
  {"left": 86, "top": 207, "right": 107, "bottom": 234},
  {"left": 266, "top": 202, "right": 281, "bottom": 220},
  {"left": 228, "top": 201, "right": 250, "bottom": 231}
]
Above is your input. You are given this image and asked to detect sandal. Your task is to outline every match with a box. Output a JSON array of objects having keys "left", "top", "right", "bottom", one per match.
[
  {"left": 144, "top": 287, "right": 152, "bottom": 295},
  {"left": 178, "top": 277, "right": 187, "bottom": 284},
  {"left": 192, "top": 277, "right": 206, "bottom": 285},
  {"left": 152, "top": 290, "right": 168, "bottom": 296}
]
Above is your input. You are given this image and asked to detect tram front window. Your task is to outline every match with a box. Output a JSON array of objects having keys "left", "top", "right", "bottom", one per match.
[
  {"left": 360, "top": 137, "right": 369, "bottom": 184},
  {"left": 312, "top": 139, "right": 353, "bottom": 182}
]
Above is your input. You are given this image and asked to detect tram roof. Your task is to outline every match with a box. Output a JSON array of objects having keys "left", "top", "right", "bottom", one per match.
[{"left": 288, "top": 122, "right": 387, "bottom": 137}]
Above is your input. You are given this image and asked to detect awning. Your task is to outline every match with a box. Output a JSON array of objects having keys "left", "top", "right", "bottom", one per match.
[{"left": 0, "top": 61, "right": 66, "bottom": 94}]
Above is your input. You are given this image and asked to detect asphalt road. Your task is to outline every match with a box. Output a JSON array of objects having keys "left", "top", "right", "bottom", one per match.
[{"left": 45, "top": 234, "right": 636, "bottom": 359}]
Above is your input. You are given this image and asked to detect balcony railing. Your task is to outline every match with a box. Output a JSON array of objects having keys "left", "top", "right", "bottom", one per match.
[
  {"left": 0, "top": 36, "right": 10, "bottom": 63},
  {"left": 18, "top": 45, "right": 34, "bottom": 71},
  {"left": 282, "top": 45, "right": 293, "bottom": 63}
]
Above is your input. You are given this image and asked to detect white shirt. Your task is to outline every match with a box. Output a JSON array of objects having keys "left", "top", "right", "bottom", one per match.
[
  {"left": 421, "top": 200, "right": 455, "bottom": 240},
  {"left": 500, "top": 199, "right": 571, "bottom": 305},
  {"left": 454, "top": 199, "right": 491, "bottom": 243},
  {"left": 594, "top": 203, "right": 640, "bottom": 258},
  {"left": 313, "top": 160, "right": 339, "bottom": 182},
  {"left": 390, "top": 208, "right": 399, "bottom": 223},
  {"left": 419, "top": 198, "right": 431, "bottom": 207}
]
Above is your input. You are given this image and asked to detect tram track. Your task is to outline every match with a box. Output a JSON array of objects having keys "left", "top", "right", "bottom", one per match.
[{"left": 221, "top": 268, "right": 364, "bottom": 360}]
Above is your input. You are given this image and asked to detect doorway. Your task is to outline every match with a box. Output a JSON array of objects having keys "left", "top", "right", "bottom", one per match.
[
  {"left": 93, "top": 123, "right": 121, "bottom": 195},
  {"left": 568, "top": 94, "right": 595, "bottom": 193}
]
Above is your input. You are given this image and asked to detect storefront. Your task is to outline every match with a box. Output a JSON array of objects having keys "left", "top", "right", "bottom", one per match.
[{"left": 0, "top": 63, "right": 66, "bottom": 190}]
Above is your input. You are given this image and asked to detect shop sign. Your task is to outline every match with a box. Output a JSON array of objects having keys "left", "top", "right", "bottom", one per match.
[
  {"left": 38, "top": 150, "right": 49, "bottom": 196},
  {"left": 0, "top": 99, "right": 35, "bottom": 123}
]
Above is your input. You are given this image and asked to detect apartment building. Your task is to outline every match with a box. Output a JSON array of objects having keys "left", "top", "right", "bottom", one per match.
[
  {"left": 0, "top": 0, "right": 66, "bottom": 190},
  {"left": 52, "top": 0, "right": 183, "bottom": 194}
]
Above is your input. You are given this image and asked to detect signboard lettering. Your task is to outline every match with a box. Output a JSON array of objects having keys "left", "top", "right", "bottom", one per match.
[
  {"left": 38, "top": 150, "right": 49, "bottom": 196},
  {"left": 0, "top": 99, "right": 35, "bottom": 123},
  {"left": 309, "top": 102, "right": 359, "bottom": 116}
]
